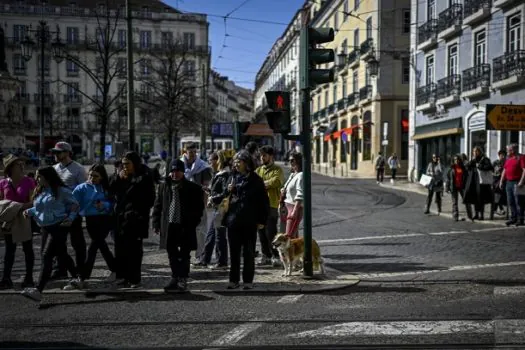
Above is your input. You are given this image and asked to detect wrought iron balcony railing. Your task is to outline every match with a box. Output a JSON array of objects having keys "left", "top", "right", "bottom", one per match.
[
  {"left": 360, "top": 38, "right": 373, "bottom": 55},
  {"left": 63, "top": 94, "right": 82, "bottom": 104},
  {"left": 359, "top": 85, "right": 372, "bottom": 101},
  {"left": 416, "top": 83, "right": 437, "bottom": 105},
  {"left": 347, "top": 49, "right": 360, "bottom": 65},
  {"left": 493, "top": 50, "right": 525, "bottom": 83},
  {"left": 337, "top": 98, "right": 345, "bottom": 110},
  {"left": 328, "top": 103, "right": 336, "bottom": 115},
  {"left": 464, "top": 0, "right": 492, "bottom": 18},
  {"left": 438, "top": 4, "right": 463, "bottom": 32},
  {"left": 437, "top": 74, "right": 462, "bottom": 99},
  {"left": 462, "top": 64, "right": 491, "bottom": 91},
  {"left": 418, "top": 19, "right": 438, "bottom": 44},
  {"left": 33, "top": 93, "right": 53, "bottom": 104}
]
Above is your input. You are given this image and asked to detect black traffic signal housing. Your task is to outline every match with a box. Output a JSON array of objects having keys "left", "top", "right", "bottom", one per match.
[
  {"left": 264, "top": 91, "right": 291, "bottom": 134},
  {"left": 300, "top": 27, "right": 335, "bottom": 89}
]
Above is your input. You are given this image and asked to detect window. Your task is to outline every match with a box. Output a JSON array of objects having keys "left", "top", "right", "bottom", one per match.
[
  {"left": 66, "top": 27, "right": 79, "bottom": 45},
  {"left": 96, "top": 27, "right": 106, "bottom": 45},
  {"left": 353, "top": 29, "right": 359, "bottom": 47},
  {"left": 67, "top": 82, "right": 79, "bottom": 97},
  {"left": 140, "top": 30, "right": 151, "bottom": 49},
  {"left": 366, "top": 18, "right": 373, "bottom": 39},
  {"left": 183, "top": 32, "right": 195, "bottom": 49},
  {"left": 365, "top": 67, "right": 370, "bottom": 86},
  {"left": 401, "top": 109, "right": 409, "bottom": 160},
  {"left": 342, "top": 76, "right": 347, "bottom": 97},
  {"left": 117, "top": 57, "right": 126, "bottom": 77},
  {"left": 425, "top": 55, "right": 435, "bottom": 85},
  {"left": 161, "top": 31, "right": 173, "bottom": 47},
  {"left": 344, "top": 1, "right": 349, "bottom": 21},
  {"left": 184, "top": 60, "right": 196, "bottom": 79},
  {"left": 324, "top": 90, "right": 329, "bottom": 108},
  {"left": 118, "top": 29, "right": 126, "bottom": 48},
  {"left": 13, "top": 25, "right": 26, "bottom": 43},
  {"left": 352, "top": 71, "right": 358, "bottom": 92},
  {"left": 403, "top": 9, "right": 411, "bottom": 34},
  {"left": 427, "top": 0, "right": 436, "bottom": 20},
  {"left": 140, "top": 59, "right": 151, "bottom": 76},
  {"left": 333, "top": 84, "right": 337, "bottom": 105},
  {"left": 37, "top": 55, "right": 50, "bottom": 76},
  {"left": 448, "top": 44, "right": 458, "bottom": 76},
  {"left": 12, "top": 54, "right": 26, "bottom": 75},
  {"left": 66, "top": 57, "right": 79, "bottom": 76},
  {"left": 317, "top": 95, "right": 321, "bottom": 110},
  {"left": 17, "top": 81, "right": 27, "bottom": 95},
  {"left": 474, "top": 29, "right": 486, "bottom": 65},
  {"left": 95, "top": 57, "right": 102, "bottom": 75},
  {"left": 119, "top": 83, "right": 127, "bottom": 101},
  {"left": 507, "top": 13, "right": 521, "bottom": 52},
  {"left": 342, "top": 39, "right": 348, "bottom": 54},
  {"left": 334, "top": 12, "right": 339, "bottom": 30},
  {"left": 37, "top": 81, "right": 51, "bottom": 95},
  {"left": 354, "top": 0, "right": 360, "bottom": 11},
  {"left": 402, "top": 57, "right": 410, "bottom": 84},
  {"left": 141, "top": 6, "right": 151, "bottom": 18}
]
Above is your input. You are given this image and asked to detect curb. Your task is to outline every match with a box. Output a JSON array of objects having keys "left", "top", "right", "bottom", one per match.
[{"left": 380, "top": 183, "right": 508, "bottom": 227}]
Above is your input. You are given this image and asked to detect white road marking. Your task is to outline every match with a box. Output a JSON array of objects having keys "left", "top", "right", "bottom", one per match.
[
  {"left": 288, "top": 320, "right": 494, "bottom": 338},
  {"left": 277, "top": 294, "right": 304, "bottom": 304},
  {"left": 317, "top": 227, "right": 516, "bottom": 244},
  {"left": 494, "top": 286, "right": 525, "bottom": 296},
  {"left": 324, "top": 210, "right": 348, "bottom": 219},
  {"left": 211, "top": 321, "right": 263, "bottom": 346},
  {"left": 356, "top": 261, "right": 525, "bottom": 279}
]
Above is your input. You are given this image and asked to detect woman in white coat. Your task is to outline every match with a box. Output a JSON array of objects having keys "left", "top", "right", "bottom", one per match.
[{"left": 279, "top": 152, "right": 304, "bottom": 238}]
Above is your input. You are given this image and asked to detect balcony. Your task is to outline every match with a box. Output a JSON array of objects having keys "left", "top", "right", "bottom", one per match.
[
  {"left": 63, "top": 94, "right": 83, "bottom": 105},
  {"left": 461, "top": 64, "right": 491, "bottom": 99},
  {"left": 15, "top": 93, "right": 31, "bottom": 104},
  {"left": 437, "top": 4, "right": 463, "bottom": 40},
  {"left": 327, "top": 103, "right": 335, "bottom": 116},
  {"left": 33, "top": 94, "right": 53, "bottom": 105},
  {"left": 347, "top": 93, "right": 357, "bottom": 108},
  {"left": 348, "top": 49, "right": 360, "bottom": 69},
  {"left": 463, "top": 0, "right": 492, "bottom": 26},
  {"left": 319, "top": 108, "right": 327, "bottom": 120},
  {"left": 494, "top": 0, "right": 519, "bottom": 8},
  {"left": 360, "top": 38, "right": 374, "bottom": 60},
  {"left": 417, "top": 19, "right": 438, "bottom": 51},
  {"left": 359, "top": 85, "right": 372, "bottom": 105},
  {"left": 416, "top": 83, "right": 437, "bottom": 112},
  {"left": 492, "top": 51, "right": 525, "bottom": 90},
  {"left": 66, "top": 69, "right": 80, "bottom": 77},
  {"left": 13, "top": 67, "right": 26, "bottom": 76},
  {"left": 437, "top": 74, "right": 461, "bottom": 105},
  {"left": 313, "top": 111, "right": 320, "bottom": 121},
  {"left": 337, "top": 98, "right": 345, "bottom": 111}
]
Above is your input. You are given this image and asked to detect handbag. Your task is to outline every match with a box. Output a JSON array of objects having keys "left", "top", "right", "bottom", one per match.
[
  {"left": 477, "top": 169, "right": 493, "bottom": 185},
  {"left": 214, "top": 194, "right": 231, "bottom": 228},
  {"left": 419, "top": 174, "right": 432, "bottom": 187}
]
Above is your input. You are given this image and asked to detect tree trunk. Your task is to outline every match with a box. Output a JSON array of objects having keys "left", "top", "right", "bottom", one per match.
[
  {"left": 98, "top": 114, "right": 107, "bottom": 165},
  {"left": 167, "top": 129, "right": 173, "bottom": 157},
  {"left": 174, "top": 129, "right": 179, "bottom": 158}
]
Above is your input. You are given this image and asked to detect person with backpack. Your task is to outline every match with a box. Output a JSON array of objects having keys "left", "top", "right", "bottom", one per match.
[{"left": 374, "top": 152, "right": 386, "bottom": 184}]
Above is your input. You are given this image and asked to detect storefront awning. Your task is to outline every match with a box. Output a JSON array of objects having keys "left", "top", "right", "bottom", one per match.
[
  {"left": 244, "top": 123, "right": 274, "bottom": 137},
  {"left": 412, "top": 127, "right": 463, "bottom": 140}
]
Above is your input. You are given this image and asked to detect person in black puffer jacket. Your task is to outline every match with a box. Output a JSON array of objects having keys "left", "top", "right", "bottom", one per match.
[
  {"left": 109, "top": 151, "right": 155, "bottom": 288},
  {"left": 223, "top": 150, "right": 269, "bottom": 290}
]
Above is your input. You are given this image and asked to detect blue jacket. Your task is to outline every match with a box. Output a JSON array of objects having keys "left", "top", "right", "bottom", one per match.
[
  {"left": 27, "top": 187, "right": 78, "bottom": 227},
  {"left": 73, "top": 182, "right": 112, "bottom": 217}
]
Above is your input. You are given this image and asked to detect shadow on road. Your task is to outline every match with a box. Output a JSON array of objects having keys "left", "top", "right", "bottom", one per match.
[
  {"left": 0, "top": 341, "right": 96, "bottom": 349},
  {"left": 327, "top": 261, "right": 447, "bottom": 274}
]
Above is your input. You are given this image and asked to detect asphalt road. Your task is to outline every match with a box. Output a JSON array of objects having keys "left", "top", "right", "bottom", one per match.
[{"left": 2, "top": 172, "right": 525, "bottom": 349}]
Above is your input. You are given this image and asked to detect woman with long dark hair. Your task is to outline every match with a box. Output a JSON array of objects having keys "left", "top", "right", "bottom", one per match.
[
  {"left": 21, "top": 166, "right": 79, "bottom": 302},
  {"left": 71, "top": 163, "right": 116, "bottom": 286}
]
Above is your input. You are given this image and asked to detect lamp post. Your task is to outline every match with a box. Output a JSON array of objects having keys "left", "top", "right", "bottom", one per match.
[
  {"left": 0, "top": 28, "right": 21, "bottom": 134},
  {"left": 20, "top": 22, "right": 65, "bottom": 165}
]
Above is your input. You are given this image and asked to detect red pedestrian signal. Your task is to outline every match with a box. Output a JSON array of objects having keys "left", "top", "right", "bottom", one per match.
[
  {"left": 276, "top": 95, "right": 284, "bottom": 109},
  {"left": 264, "top": 91, "right": 291, "bottom": 134}
]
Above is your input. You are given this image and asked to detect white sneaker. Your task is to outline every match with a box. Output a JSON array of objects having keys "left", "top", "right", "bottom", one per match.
[
  {"left": 105, "top": 272, "right": 117, "bottom": 282},
  {"left": 21, "top": 287, "right": 42, "bottom": 302}
]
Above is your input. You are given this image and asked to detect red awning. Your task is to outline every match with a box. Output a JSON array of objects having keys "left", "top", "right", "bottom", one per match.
[
  {"left": 324, "top": 134, "right": 331, "bottom": 142},
  {"left": 401, "top": 118, "right": 409, "bottom": 132},
  {"left": 341, "top": 127, "right": 353, "bottom": 136},
  {"left": 333, "top": 130, "right": 342, "bottom": 139},
  {"left": 243, "top": 123, "right": 274, "bottom": 137}
]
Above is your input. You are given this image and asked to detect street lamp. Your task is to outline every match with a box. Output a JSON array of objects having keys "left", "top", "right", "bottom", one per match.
[
  {"left": 367, "top": 56, "right": 380, "bottom": 78},
  {"left": 20, "top": 21, "right": 64, "bottom": 165}
]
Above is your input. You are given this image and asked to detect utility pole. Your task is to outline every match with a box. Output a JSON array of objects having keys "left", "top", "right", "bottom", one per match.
[
  {"left": 126, "top": 0, "right": 136, "bottom": 152},
  {"left": 200, "top": 64, "right": 207, "bottom": 158}
]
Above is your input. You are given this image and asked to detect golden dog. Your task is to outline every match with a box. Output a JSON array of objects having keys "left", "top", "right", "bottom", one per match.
[{"left": 271, "top": 233, "right": 325, "bottom": 276}]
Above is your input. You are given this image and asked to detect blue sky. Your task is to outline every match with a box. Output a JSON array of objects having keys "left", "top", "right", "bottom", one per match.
[{"left": 164, "top": 0, "right": 305, "bottom": 89}]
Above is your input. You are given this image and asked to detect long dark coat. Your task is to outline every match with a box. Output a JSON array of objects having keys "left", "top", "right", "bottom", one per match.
[
  {"left": 109, "top": 164, "right": 155, "bottom": 239},
  {"left": 464, "top": 156, "right": 494, "bottom": 205},
  {"left": 152, "top": 177, "right": 204, "bottom": 250}
]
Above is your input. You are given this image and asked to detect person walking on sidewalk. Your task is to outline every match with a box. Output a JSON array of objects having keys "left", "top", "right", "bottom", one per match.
[
  {"left": 387, "top": 153, "right": 400, "bottom": 184},
  {"left": 0, "top": 155, "right": 36, "bottom": 289},
  {"left": 20, "top": 167, "right": 79, "bottom": 302},
  {"left": 446, "top": 154, "right": 468, "bottom": 221},
  {"left": 196, "top": 151, "right": 230, "bottom": 269},
  {"left": 464, "top": 146, "right": 494, "bottom": 221},
  {"left": 109, "top": 151, "right": 155, "bottom": 289},
  {"left": 491, "top": 149, "right": 507, "bottom": 220},
  {"left": 224, "top": 151, "right": 269, "bottom": 290},
  {"left": 374, "top": 152, "right": 386, "bottom": 184},
  {"left": 255, "top": 146, "right": 284, "bottom": 267},
  {"left": 499, "top": 144, "right": 525, "bottom": 226},
  {"left": 281, "top": 152, "right": 304, "bottom": 238},
  {"left": 50, "top": 142, "right": 87, "bottom": 281},
  {"left": 153, "top": 159, "right": 204, "bottom": 292},
  {"left": 424, "top": 154, "right": 444, "bottom": 215},
  {"left": 71, "top": 163, "right": 116, "bottom": 286}
]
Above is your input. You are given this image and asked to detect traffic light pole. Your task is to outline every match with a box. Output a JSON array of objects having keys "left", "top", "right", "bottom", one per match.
[{"left": 300, "top": 84, "right": 313, "bottom": 277}]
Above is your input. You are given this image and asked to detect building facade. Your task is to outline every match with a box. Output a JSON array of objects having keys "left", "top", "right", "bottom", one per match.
[
  {"left": 310, "top": 0, "right": 410, "bottom": 177},
  {"left": 1, "top": 0, "right": 209, "bottom": 159},
  {"left": 209, "top": 70, "right": 254, "bottom": 124},
  {"left": 410, "top": 0, "right": 525, "bottom": 180}
]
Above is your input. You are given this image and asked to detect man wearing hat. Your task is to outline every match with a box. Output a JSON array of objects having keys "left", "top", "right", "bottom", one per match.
[
  {"left": 50, "top": 141, "right": 88, "bottom": 281},
  {"left": 152, "top": 159, "right": 204, "bottom": 292}
]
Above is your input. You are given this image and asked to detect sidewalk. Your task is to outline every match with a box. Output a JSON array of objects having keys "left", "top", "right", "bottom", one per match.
[
  {"left": 380, "top": 180, "right": 508, "bottom": 226},
  {"left": 0, "top": 239, "right": 360, "bottom": 295}
]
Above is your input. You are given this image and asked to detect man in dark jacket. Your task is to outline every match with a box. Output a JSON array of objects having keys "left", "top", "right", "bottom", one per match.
[
  {"left": 152, "top": 159, "right": 204, "bottom": 292},
  {"left": 109, "top": 151, "right": 155, "bottom": 288}
]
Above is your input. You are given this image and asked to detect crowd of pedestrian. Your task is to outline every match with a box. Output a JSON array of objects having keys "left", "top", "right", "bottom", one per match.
[
  {"left": 422, "top": 143, "right": 525, "bottom": 225},
  {"left": 0, "top": 140, "right": 305, "bottom": 301}
]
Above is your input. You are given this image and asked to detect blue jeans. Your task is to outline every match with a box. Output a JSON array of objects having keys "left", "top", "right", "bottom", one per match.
[
  {"left": 506, "top": 180, "right": 521, "bottom": 221},
  {"left": 200, "top": 212, "right": 228, "bottom": 266}
]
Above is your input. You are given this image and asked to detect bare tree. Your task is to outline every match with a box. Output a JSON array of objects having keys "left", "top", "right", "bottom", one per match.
[
  {"left": 55, "top": 0, "right": 126, "bottom": 164},
  {"left": 135, "top": 39, "right": 206, "bottom": 157}
]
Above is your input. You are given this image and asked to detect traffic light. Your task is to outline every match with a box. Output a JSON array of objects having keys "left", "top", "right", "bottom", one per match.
[
  {"left": 300, "top": 27, "right": 335, "bottom": 89},
  {"left": 264, "top": 91, "right": 291, "bottom": 134}
]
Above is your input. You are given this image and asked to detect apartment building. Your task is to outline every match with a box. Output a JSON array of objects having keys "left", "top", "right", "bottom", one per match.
[
  {"left": 209, "top": 70, "right": 254, "bottom": 124},
  {"left": 310, "top": 0, "right": 410, "bottom": 177},
  {"left": 1, "top": 0, "right": 209, "bottom": 159},
  {"left": 410, "top": 0, "right": 525, "bottom": 179},
  {"left": 254, "top": 2, "right": 305, "bottom": 151}
]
